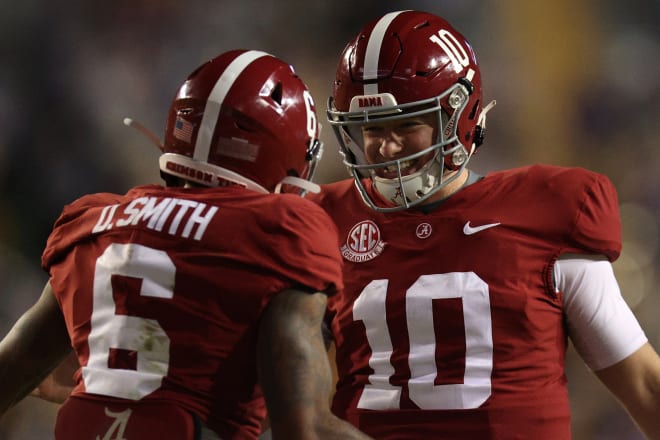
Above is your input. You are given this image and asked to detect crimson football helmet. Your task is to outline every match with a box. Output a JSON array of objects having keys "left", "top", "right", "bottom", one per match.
[
  {"left": 160, "top": 49, "right": 323, "bottom": 195},
  {"left": 327, "top": 10, "right": 495, "bottom": 211}
]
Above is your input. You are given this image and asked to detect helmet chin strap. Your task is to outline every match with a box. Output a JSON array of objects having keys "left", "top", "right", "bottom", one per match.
[{"left": 478, "top": 100, "right": 497, "bottom": 128}]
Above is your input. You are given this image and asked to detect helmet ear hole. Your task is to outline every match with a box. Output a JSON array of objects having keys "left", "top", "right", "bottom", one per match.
[
  {"left": 474, "top": 125, "right": 486, "bottom": 147},
  {"left": 413, "top": 20, "right": 430, "bottom": 30},
  {"left": 468, "top": 99, "right": 480, "bottom": 120},
  {"left": 271, "top": 82, "right": 283, "bottom": 105}
]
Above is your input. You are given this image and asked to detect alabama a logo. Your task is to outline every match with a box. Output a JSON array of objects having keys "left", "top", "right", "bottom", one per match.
[{"left": 341, "top": 220, "right": 386, "bottom": 263}]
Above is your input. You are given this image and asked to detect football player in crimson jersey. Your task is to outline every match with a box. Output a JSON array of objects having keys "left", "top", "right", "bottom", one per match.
[
  {"left": 0, "top": 49, "right": 372, "bottom": 440},
  {"left": 309, "top": 10, "right": 660, "bottom": 440}
]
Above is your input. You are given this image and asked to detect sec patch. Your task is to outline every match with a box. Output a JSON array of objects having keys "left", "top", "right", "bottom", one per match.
[{"left": 341, "top": 220, "right": 386, "bottom": 262}]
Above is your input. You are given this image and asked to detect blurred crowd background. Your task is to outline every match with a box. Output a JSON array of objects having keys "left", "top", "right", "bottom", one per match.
[{"left": 1, "top": 0, "right": 658, "bottom": 438}]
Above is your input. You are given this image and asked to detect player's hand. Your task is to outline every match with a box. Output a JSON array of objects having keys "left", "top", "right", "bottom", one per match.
[
  {"left": 31, "top": 351, "right": 79, "bottom": 403},
  {"left": 30, "top": 375, "right": 74, "bottom": 403}
]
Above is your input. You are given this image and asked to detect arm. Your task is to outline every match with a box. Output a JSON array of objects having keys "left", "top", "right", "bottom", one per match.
[
  {"left": 595, "top": 343, "right": 660, "bottom": 440},
  {"left": 257, "top": 288, "right": 372, "bottom": 440},
  {"left": 556, "top": 256, "right": 660, "bottom": 439},
  {"left": 0, "top": 281, "right": 72, "bottom": 418}
]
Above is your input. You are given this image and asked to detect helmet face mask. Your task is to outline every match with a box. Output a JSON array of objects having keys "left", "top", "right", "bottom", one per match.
[
  {"left": 327, "top": 10, "right": 492, "bottom": 211},
  {"left": 160, "top": 50, "right": 323, "bottom": 196}
]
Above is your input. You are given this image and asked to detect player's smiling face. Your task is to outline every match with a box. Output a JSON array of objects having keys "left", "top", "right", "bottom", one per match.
[{"left": 361, "top": 113, "right": 437, "bottom": 179}]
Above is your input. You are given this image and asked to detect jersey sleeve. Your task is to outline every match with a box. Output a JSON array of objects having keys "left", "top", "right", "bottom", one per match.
[
  {"left": 566, "top": 171, "right": 621, "bottom": 261},
  {"left": 262, "top": 197, "right": 343, "bottom": 296},
  {"left": 42, "top": 193, "right": 123, "bottom": 271}
]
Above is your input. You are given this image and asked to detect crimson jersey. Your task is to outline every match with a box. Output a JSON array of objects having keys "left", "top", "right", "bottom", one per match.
[
  {"left": 41, "top": 184, "right": 343, "bottom": 440},
  {"left": 310, "top": 165, "right": 621, "bottom": 439}
]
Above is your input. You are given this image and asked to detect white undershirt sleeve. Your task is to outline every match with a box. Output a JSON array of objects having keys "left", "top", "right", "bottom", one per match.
[{"left": 555, "top": 255, "right": 648, "bottom": 371}]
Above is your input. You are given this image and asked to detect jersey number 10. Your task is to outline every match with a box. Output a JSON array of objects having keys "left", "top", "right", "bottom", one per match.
[{"left": 353, "top": 272, "right": 493, "bottom": 410}]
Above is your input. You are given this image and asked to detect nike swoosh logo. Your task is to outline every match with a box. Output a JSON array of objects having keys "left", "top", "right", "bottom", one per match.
[{"left": 463, "top": 221, "right": 501, "bottom": 235}]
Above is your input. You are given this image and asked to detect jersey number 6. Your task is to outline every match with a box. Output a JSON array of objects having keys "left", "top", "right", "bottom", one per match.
[{"left": 83, "top": 243, "right": 174, "bottom": 400}]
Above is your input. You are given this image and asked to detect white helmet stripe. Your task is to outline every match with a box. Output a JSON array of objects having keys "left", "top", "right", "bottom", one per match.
[
  {"left": 194, "top": 50, "right": 271, "bottom": 161},
  {"left": 363, "top": 10, "right": 408, "bottom": 96}
]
